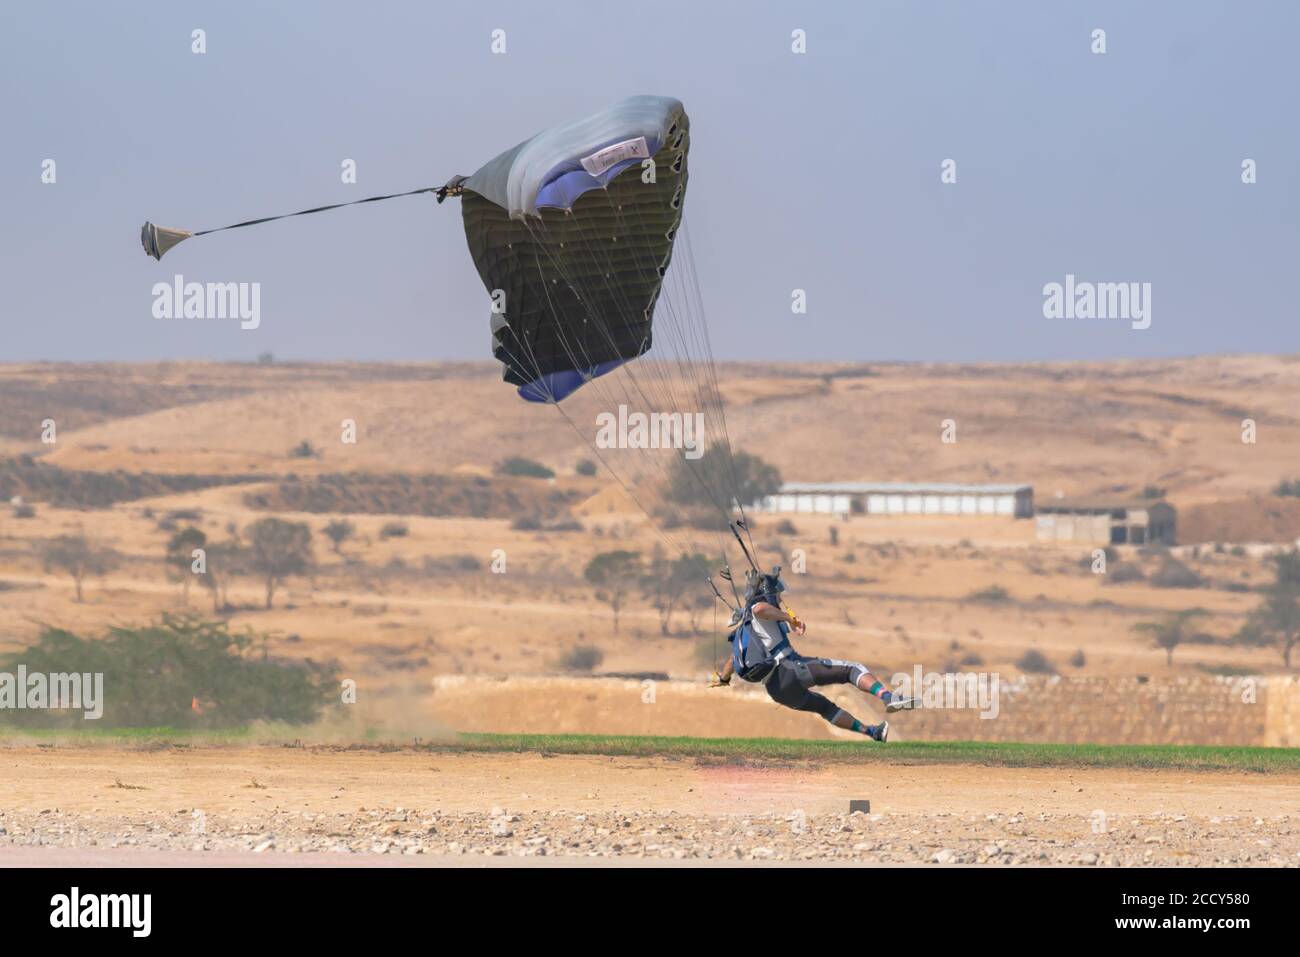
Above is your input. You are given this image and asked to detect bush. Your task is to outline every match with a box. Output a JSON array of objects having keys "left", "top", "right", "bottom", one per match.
[
  {"left": 11, "top": 503, "right": 35, "bottom": 519},
  {"left": 511, "top": 515, "right": 542, "bottom": 532},
  {"left": 775, "top": 519, "right": 798, "bottom": 535},
  {"left": 1070, "top": 649, "right": 1086, "bottom": 668},
  {"left": 1105, "top": 563, "right": 1146, "bottom": 584},
  {"left": 0, "top": 616, "right": 337, "bottom": 728},
  {"left": 1016, "top": 649, "right": 1055, "bottom": 674},
  {"left": 1149, "top": 557, "right": 1204, "bottom": 589},
  {"left": 575, "top": 459, "right": 598, "bottom": 477},
  {"left": 968, "top": 585, "right": 1011, "bottom": 603},
  {"left": 496, "top": 457, "right": 555, "bottom": 480},
  {"left": 379, "top": 521, "right": 409, "bottom": 539},
  {"left": 559, "top": 644, "right": 604, "bottom": 673},
  {"left": 422, "top": 554, "right": 482, "bottom": 574},
  {"left": 1274, "top": 478, "right": 1300, "bottom": 498},
  {"left": 290, "top": 440, "right": 317, "bottom": 459}
]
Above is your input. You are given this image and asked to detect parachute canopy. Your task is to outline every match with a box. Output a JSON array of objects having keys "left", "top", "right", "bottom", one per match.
[
  {"left": 137, "top": 95, "right": 768, "bottom": 575},
  {"left": 449, "top": 95, "right": 689, "bottom": 403}
]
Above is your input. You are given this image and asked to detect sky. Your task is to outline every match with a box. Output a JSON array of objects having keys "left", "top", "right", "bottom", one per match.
[{"left": 2, "top": 0, "right": 1296, "bottom": 364}]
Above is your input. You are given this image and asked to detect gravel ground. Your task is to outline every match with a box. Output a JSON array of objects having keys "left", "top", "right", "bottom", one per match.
[{"left": 2, "top": 806, "right": 1296, "bottom": 866}]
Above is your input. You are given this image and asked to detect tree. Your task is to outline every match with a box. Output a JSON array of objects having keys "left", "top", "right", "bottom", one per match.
[
  {"left": 245, "top": 518, "right": 314, "bottom": 609},
  {"left": 667, "top": 448, "right": 782, "bottom": 511},
  {"left": 584, "top": 550, "right": 641, "bottom": 633},
  {"left": 1236, "top": 551, "right": 1300, "bottom": 668},
  {"left": 199, "top": 540, "right": 247, "bottom": 614},
  {"left": 165, "top": 526, "right": 207, "bottom": 605},
  {"left": 687, "top": 591, "right": 715, "bottom": 635},
  {"left": 40, "top": 534, "right": 118, "bottom": 603},
  {"left": 322, "top": 519, "right": 356, "bottom": 555},
  {"left": 641, "top": 548, "right": 711, "bottom": 636},
  {"left": 1134, "top": 608, "right": 1208, "bottom": 666}
]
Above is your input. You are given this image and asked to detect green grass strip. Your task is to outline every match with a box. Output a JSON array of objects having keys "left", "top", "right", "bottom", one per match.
[{"left": 444, "top": 733, "right": 1300, "bottom": 773}]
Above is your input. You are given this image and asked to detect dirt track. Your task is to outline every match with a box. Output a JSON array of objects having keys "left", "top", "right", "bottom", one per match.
[{"left": 1, "top": 746, "right": 1296, "bottom": 866}]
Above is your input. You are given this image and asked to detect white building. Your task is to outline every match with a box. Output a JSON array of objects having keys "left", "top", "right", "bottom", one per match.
[{"left": 758, "top": 482, "right": 1033, "bottom": 518}]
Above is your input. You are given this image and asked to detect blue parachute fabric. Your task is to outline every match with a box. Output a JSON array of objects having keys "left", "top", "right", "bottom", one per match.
[
  {"left": 534, "top": 136, "right": 662, "bottom": 210},
  {"left": 516, "top": 358, "right": 628, "bottom": 403}
]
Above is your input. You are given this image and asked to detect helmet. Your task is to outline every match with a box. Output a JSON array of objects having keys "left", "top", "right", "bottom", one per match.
[{"left": 745, "top": 566, "right": 787, "bottom": 606}]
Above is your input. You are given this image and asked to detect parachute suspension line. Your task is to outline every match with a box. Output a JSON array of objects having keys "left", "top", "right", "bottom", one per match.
[
  {"left": 614, "top": 191, "right": 753, "bottom": 549},
  {"left": 518, "top": 214, "right": 729, "bottom": 546},
  {"left": 536, "top": 206, "right": 739, "bottom": 532},
  {"left": 517, "top": 222, "right": 708, "bottom": 562},
  {"left": 679, "top": 219, "right": 761, "bottom": 562},
  {"left": 552, "top": 402, "right": 689, "bottom": 559},
  {"left": 533, "top": 205, "right": 743, "bottom": 564}
]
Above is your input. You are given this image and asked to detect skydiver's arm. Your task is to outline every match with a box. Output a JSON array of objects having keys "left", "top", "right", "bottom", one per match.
[
  {"left": 710, "top": 656, "right": 734, "bottom": 687},
  {"left": 753, "top": 601, "right": 805, "bottom": 635}
]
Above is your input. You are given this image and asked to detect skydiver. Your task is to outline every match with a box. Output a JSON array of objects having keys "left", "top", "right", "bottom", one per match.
[{"left": 709, "top": 569, "right": 918, "bottom": 741}]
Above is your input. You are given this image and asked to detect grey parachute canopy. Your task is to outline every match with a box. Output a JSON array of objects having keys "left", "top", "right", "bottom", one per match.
[{"left": 446, "top": 94, "right": 689, "bottom": 403}]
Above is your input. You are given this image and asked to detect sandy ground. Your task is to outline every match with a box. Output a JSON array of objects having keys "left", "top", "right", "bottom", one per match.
[{"left": 1, "top": 746, "right": 1296, "bottom": 867}]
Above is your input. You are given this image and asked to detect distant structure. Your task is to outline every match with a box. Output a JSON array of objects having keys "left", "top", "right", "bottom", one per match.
[
  {"left": 758, "top": 482, "right": 1033, "bottom": 518},
  {"left": 1035, "top": 498, "right": 1176, "bottom": 546}
]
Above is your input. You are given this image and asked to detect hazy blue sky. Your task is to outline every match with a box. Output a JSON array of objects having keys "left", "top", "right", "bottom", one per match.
[{"left": 3, "top": 1, "right": 1296, "bottom": 363}]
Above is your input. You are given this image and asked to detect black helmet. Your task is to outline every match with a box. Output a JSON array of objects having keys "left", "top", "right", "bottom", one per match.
[{"left": 745, "top": 566, "right": 787, "bottom": 605}]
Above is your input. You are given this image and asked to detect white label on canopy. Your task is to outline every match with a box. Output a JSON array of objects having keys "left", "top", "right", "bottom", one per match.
[{"left": 580, "top": 136, "right": 650, "bottom": 176}]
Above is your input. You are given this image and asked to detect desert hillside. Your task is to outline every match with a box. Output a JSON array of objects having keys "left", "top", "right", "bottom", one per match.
[{"left": 2, "top": 356, "right": 1299, "bottom": 733}]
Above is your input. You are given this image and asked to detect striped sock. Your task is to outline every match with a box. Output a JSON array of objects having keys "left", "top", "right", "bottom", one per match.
[
  {"left": 849, "top": 719, "right": 874, "bottom": 736},
  {"left": 867, "top": 680, "right": 893, "bottom": 704}
]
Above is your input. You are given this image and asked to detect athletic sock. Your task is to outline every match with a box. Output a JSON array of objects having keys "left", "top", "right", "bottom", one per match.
[
  {"left": 848, "top": 718, "right": 874, "bottom": 736},
  {"left": 867, "top": 680, "right": 893, "bottom": 704}
]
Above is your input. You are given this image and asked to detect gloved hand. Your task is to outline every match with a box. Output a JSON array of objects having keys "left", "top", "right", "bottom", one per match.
[{"left": 709, "top": 671, "right": 730, "bottom": 687}]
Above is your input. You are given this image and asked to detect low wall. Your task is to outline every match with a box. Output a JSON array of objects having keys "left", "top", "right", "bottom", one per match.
[{"left": 427, "top": 674, "right": 1300, "bottom": 747}]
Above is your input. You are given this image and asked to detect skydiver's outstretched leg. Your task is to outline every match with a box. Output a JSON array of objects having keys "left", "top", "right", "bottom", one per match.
[
  {"left": 829, "top": 706, "right": 888, "bottom": 742},
  {"left": 765, "top": 661, "right": 889, "bottom": 741},
  {"left": 805, "top": 659, "right": 920, "bottom": 713}
]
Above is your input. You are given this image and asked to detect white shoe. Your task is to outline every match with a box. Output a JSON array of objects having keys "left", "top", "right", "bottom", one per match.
[{"left": 885, "top": 694, "right": 919, "bottom": 714}]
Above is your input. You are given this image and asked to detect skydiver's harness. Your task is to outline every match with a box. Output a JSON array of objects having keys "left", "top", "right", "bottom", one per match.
[
  {"left": 731, "top": 606, "right": 794, "bottom": 684},
  {"left": 728, "top": 577, "right": 807, "bottom": 683},
  {"left": 710, "top": 521, "right": 801, "bottom": 684}
]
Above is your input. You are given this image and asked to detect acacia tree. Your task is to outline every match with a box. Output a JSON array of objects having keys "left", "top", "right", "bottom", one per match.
[
  {"left": 642, "top": 549, "right": 711, "bottom": 636},
  {"left": 199, "top": 539, "right": 247, "bottom": 614},
  {"left": 245, "top": 518, "right": 314, "bottom": 609},
  {"left": 165, "top": 526, "right": 207, "bottom": 605},
  {"left": 1134, "top": 608, "right": 1208, "bottom": 666},
  {"left": 322, "top": 519, "right": 356, "bottom": 556},
  {"left": 41, "top": 534, "right": 118, "bottom": 603},
  {"left": 1236, "top": 551, "right": 1300, "bottom": 668},
  {"left": 667, "top": 448, "right": 782, "bottom": 511},
  {"left": 584, "top": 550, "right": 641, "bottom": 633}
]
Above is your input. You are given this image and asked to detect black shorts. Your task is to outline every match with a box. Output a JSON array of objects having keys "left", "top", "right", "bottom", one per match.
[{"left": 764, "top": 656, "right": 870, "bottom": 722}]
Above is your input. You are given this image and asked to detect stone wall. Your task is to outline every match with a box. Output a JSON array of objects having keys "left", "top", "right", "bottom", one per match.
[
  {"left": 428, "top": 674, "right": 1300, "bottom": 747},
  {"left": 873, "top": 674, "right": 1271, "bottom": 746}
]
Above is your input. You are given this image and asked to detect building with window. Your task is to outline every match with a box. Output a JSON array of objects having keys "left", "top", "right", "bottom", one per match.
[
  {"left": 1034, "top": 498, "right": 1176, "bottom": 545},
  {"left": 758, "top": 482, "right": 1033, "bottom": 518}
]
